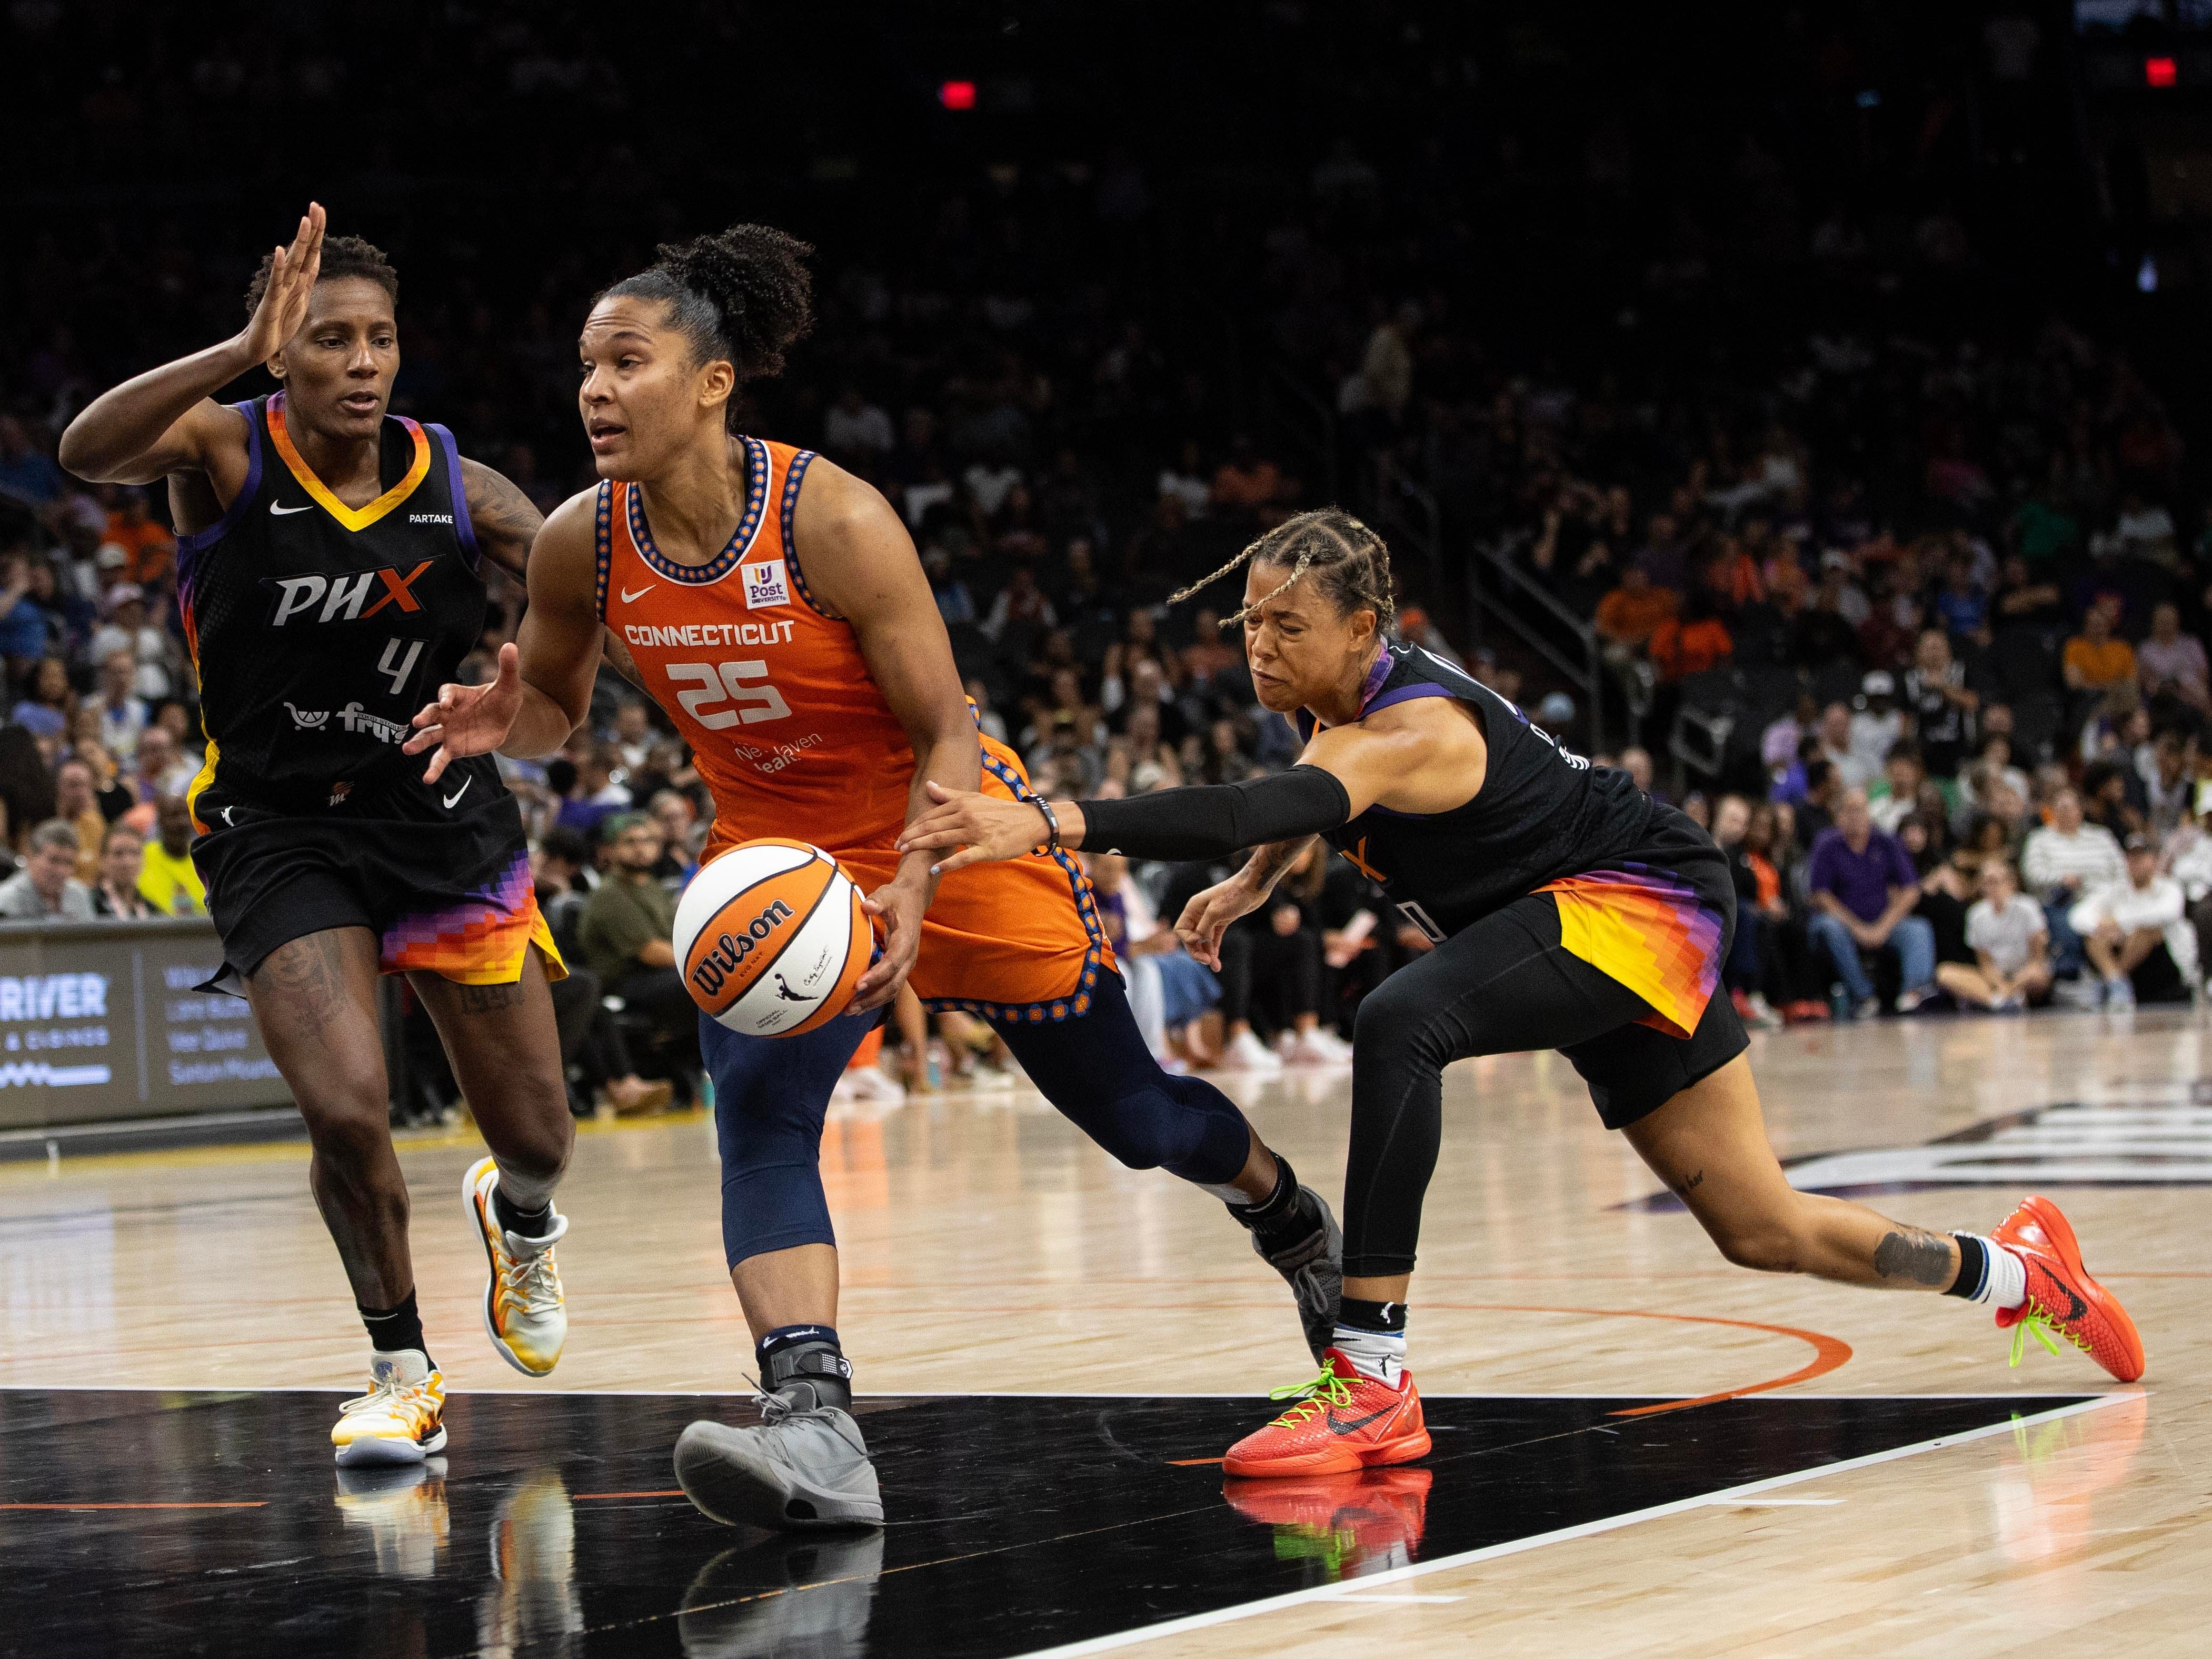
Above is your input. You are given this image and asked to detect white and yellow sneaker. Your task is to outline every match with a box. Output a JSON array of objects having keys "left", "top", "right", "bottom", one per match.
[
  {"left": 333, "top": 1350, "right": 448, "bottom": 1467},
  {"left": 464, "top": 1154, "right": 569, "bottom": 1376}
]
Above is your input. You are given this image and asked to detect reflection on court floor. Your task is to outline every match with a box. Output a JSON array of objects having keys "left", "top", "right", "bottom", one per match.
[{"left": 0, "top": 1386, "right": 2103, "bottom": 1657}]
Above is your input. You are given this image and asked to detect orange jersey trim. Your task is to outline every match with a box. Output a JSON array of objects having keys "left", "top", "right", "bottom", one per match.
[{"left": 266, "top": 393, "right": 432, "bottom": 533}]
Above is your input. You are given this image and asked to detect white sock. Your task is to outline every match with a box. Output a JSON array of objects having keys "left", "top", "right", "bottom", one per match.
[
  {"left": 1956, "top": 1235, "right": 2028, "bottom": 1310},
  {"left": 1330, "top": 1325, "right": 1406, "bottom": 1387}
]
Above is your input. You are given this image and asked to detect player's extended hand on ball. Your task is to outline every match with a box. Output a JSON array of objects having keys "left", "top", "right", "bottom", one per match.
[
  {"left": 404, "top": 641, "right": 524, "bottom": 785},
  {"left": 849, "top": 871, "right": 928, "bottom": 1015},
  {"left": 896, "top": 780, "right": 1059, "bottom": 874}
]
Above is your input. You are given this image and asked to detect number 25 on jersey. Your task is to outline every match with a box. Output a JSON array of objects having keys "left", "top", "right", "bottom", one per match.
[{"left": 665, "top": 660, "right": 791, "bottom": 729}]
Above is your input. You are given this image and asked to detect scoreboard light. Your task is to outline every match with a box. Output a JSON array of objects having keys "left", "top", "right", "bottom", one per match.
[
  {"left": 2145, "top": 56, "right": 2178, "bottom": 88},
  {"left": 939, "top": 79, "right": 977, "bottom": 110}
]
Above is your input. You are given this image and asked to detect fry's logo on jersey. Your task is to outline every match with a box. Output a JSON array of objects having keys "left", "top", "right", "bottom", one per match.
[
  {"left": 742, "top": 558, "right": 790, "bottom": 611},
  {"left": 263, "top": 561, "right": 434, "bottom": 626},
  {"left": 688, "top": 898, "right": 795, "bottom": 998}
]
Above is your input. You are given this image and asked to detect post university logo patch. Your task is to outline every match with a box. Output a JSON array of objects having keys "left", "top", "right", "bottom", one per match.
[{"left": 742, "top": 558, "right": 790, "bottom": 611}]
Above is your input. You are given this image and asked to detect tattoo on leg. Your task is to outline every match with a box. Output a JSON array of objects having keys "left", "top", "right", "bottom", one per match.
[
  {"left": 255, "top": 932, "right": 353, "bottom": 1019},
  {"left": 1668, "top": 1169, "right": 1705, "bottom": 1199},
  {"left": 456, "top": 980, "right": 525, "bottom": 1014},
  {"left": 1874, "top": 1227, "right": 1956, "bottom": 1286}
]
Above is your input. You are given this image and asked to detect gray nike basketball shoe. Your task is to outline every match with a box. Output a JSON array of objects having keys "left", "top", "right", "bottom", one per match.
[
  {"left": 675, "top": 1342, "right": 884, "bottom": 1531},
  {"left": 1248, "top": 1185, "right": 1344, "bottom": 1363}
]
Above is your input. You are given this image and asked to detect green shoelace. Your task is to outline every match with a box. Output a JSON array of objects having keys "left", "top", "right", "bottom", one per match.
[
  {"left": 1265, "top": 1364, "right": 1358, "bottom": 1426},
  {"left": 2008, "top": 1296, "right": 2085, "bottom": 1368}
]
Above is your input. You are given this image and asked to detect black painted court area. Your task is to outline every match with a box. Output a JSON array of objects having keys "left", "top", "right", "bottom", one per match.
[{"left": 0, "top": 1387, "right": 2087, "bottom": 1657}]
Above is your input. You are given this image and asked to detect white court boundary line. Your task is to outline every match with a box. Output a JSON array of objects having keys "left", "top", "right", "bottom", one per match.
[
  {"left": 1008, "top": 1392, "right": 2137, "bottom": 1659},
  {"left": 0, "top": 1383, "right": 2123, "bottom": 1401}
]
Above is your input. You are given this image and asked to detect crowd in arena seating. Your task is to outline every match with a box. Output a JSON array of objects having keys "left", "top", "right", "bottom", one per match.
[{"left": 4, "top": 2, "right": 2208, "bottom": 1118}]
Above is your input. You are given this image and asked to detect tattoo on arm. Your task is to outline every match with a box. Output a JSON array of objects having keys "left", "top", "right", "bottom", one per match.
[
  {"left": 1668, "top": 1169, "right": 1705, "bottom": 1200},
  {"left": 1242, "top": 836, "right": 1318, "bottom": 892},
  {"left": 461, "top": 458, "right": 545, "bottom": 581},
  {"left": 1873, "top": 1227, "right": 1957, "bottom": 1287}
]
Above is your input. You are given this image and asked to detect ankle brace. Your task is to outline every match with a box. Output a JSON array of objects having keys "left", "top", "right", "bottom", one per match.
[{"left": 763, "top": 1338, "right": 854, "bottom": 1413}]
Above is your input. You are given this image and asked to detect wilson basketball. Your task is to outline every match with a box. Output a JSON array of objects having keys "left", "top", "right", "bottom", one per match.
[{"left": 672, "top": 838, "right": 872, "bottom": 1038}]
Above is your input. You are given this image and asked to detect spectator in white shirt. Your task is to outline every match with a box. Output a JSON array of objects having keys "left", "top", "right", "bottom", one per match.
[
  {"left": 1939, "top": 859, "right": 2050, "bottom": 1010},
  {"left": 2167, "top": 790, "right": 2212, "bottom": 980},
  {"left": 89, "top": 647, "right": 147, "bottom": 761},
  {"left": 2069, "top": 834, "right": 2199, "bottom": 1008},
  {"left": 2022, "top": 786, "right": 2125, "bottom": 977},
  {"left": 1846, "top": 672, "right": 1902, "bottom": 782},
  {"left": 88, "top": 584, "right": 178, "bottom": 701}
]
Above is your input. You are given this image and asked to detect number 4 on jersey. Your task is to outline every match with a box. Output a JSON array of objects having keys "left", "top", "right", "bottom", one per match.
[
  {"left": 378, "top": 637, "right": 424, "bottom": 696},
  {"left": 665, "top": 660, "right": 791, "bottom": 729}
]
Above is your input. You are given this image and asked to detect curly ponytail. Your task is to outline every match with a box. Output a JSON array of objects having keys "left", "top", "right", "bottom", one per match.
[{"left": 596, "top": 223, "right": 815, "bottom": 431}]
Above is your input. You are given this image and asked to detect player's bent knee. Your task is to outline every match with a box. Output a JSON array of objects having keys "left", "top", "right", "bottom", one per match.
[{"left": 1705, "top": 1212, "right": 1811, "bottom": 1274}]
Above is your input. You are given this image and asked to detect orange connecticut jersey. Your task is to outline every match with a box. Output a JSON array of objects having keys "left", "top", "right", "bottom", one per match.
[{"left": 595, "top": 439, "right": 1114, "bottom": 1021}]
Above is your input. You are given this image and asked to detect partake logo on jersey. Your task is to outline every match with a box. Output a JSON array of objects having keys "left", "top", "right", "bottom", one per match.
[{"left": 742, "top": 557, "right": 791, "bottom": 611}]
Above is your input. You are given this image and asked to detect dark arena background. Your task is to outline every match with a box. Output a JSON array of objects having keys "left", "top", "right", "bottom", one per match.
[{"left": 1, "top": 4, "right": 2204, "bottom": 1656}]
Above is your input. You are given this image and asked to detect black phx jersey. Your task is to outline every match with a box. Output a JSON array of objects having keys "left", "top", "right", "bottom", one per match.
[
  {"left": 175, "top": 392, "right": 551, "bottom": 992},
  {"left": 1298, "top": 639, "right": 1735, "bottom": 1040},
  {"left": 176, "top": 391, "right": 495, "bottom": 825}
]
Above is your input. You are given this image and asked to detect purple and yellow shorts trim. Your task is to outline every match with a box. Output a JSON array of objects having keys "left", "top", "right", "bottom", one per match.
[
  {"left": 378, "top": 850, "right": 566, "bottom": 986},
  {"left": 1537, "top": 867, "right": 1723, "bottom": 1040}
]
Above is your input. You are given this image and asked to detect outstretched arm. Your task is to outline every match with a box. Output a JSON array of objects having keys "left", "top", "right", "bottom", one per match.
[
  {"left": 404, "top": 488, "right": 602, "bottom": 779},
  {"left": 60, "top": 204, "right": 324, "bottom": 486},
  {"left": 795, "top": 457, "right": 984, "bottom": 1014}
]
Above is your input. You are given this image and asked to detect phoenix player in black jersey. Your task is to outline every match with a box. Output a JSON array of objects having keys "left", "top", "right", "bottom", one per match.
[
  {"left": 61, "top": 205, "right": 577, "bottom": 1467},
  {"left": 902, "top": 507, "right": 2146, "bottom": 1474}
]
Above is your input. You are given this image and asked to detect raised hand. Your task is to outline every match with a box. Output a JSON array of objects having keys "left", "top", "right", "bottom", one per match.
[
  {"left": 241, "top": 203, "right": 326, "bottom": 364},
  {"left": 404, "top": 641, "right": 523, "bottom": 784}
]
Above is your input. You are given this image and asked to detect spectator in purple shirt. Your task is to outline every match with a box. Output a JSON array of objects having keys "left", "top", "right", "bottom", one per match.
[{"left": 1806, "top": 787, "right": 1937, "bottom": 1017}]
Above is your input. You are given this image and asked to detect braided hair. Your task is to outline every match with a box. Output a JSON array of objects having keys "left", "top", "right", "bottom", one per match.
[
  {"left": 243, "top": 233, "right": 398, "bottom": 316},
  {"left": 597, "top": 224, "right": 815, "bottom": 431},
  {"left": 1169, "top": 507, "right": 1397, "bottom": 632}
]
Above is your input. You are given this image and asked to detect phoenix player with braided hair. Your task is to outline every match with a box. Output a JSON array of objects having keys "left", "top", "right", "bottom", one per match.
[
  {"left": 407, "top": 223, "right": 1334, "bottom": 1531},
  {"left": 904, "top": 505, "right": 2148, "bottom": 1476},
  {"left": 60, "top": 205, "right": 578, "bottom": 1467}
]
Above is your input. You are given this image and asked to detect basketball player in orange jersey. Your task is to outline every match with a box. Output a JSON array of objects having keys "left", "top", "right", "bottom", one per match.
[
  {"left": 59, "top": 205, "right": 575, "bottom": 1467},
  {"left": 406, "top": 224, "right": 1338, "bottom": 1531}
]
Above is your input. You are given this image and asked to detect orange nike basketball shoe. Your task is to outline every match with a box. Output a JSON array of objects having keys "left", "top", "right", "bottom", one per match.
[
  {"left": 464, "top": 1155, "right": 570, "bottom": 1376},
  {"left": 1990, "top": 1195, "right": 2145, "bottom": 1383},
  {"left": 1223, "top": 1351, "right": 1432, "bottom": 1478}
]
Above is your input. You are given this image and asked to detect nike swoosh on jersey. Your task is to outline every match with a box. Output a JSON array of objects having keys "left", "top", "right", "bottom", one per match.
[
  {"left": 270, "top": 502, "right": 313, "bottom": 516},
  {"left": 443, "top": 777, "right": 472, "bottom": 809},
  {"left": 619, "top": 584, "right": 657, "bottom": 604}
]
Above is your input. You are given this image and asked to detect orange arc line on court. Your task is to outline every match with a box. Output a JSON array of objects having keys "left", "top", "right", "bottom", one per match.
[
  {"left": 1417, "top": 1302, "right": 1852, "bottom": 1418},
  {"left": 0, "top": 1502, "right": 266, "bottom": 1511}
]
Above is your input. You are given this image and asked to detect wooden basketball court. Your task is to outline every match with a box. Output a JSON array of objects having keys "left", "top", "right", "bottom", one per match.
[{"left": 1, "top": 1010, "right": 2200, "bottom": 1655}]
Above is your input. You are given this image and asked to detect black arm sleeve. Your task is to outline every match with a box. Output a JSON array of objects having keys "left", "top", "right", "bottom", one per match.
[{"left": 1075, "top": 765, "right": 1353, "bottom": 861}]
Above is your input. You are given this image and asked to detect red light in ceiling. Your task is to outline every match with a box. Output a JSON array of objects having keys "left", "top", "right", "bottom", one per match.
[
  {"left": 2146, "top": 57, "right": 2178, "bottom": 88},
  {"left": 939, "top": 80, "right": 977, "bottom": 111}
]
